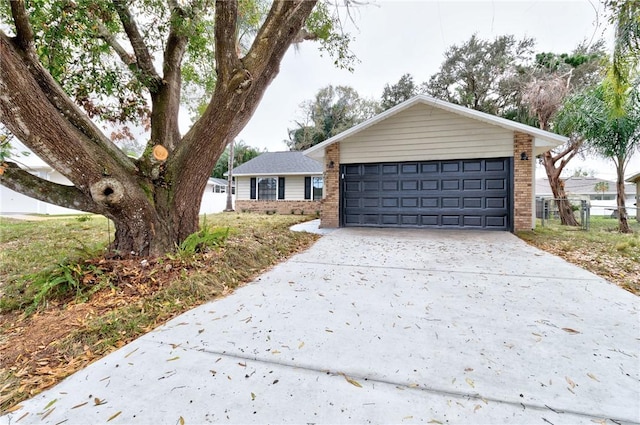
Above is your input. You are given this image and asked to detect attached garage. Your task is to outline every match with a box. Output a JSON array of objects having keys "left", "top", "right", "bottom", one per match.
[
  {"left": 342, "top": 158, "right": 511, "bottom": 229},
  {"left": 304, "top": 95, "right": 568, "bottom": 232}
]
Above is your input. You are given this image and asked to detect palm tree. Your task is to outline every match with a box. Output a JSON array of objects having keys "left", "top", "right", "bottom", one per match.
[
  {"left": 556, "top": 80, "right": 639, "bottom": 233},
  {"left": 607, "top": 0, "right": 640, "bottom": 113},
  {"left": 594, "top": 181, "right": 610, "bottom": 200}
]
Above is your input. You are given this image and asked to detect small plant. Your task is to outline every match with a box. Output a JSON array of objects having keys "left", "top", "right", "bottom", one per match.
[
  {"left": 75, "top": 215, "right": 92, "bottom": 222},
  {"left": 26, "top": 262, "right": 95, "bottom": 313},
  {"left": 177, "top": 226, "right": 229, "bottom": 255},
  {"left": 315, "top": 210, "right": 321, "bottom": 217}
]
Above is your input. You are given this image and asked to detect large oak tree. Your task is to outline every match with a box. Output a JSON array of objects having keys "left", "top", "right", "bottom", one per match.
[{"left": 0, "top": 0, "right": 351, "bottom": 256}]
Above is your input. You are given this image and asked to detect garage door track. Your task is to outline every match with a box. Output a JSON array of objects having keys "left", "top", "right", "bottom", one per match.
[{"left": 2, "top": 228, "right": 639, "bottom": 424}]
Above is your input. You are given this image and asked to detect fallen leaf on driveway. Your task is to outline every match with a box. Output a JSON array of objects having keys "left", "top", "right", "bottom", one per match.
[
  {"left": 107, "top": 411, "right": 122, "bottom": 422},
  {"left": 474, "top": 405, "right": 482, "bottom": 412},
  {"left": 565, "top": 376, "right": 576, "bottom": 389},
  {"left": 340, "top": 373, "right": 362, "bottom": 388},
  {"left": 465, "top": 378, "right": 475, "bottom": 388},
  {"left": 562, "top": 328, "right": 581, "bottom": 334},
  {"left": 587, "top": 373, "right": 600, "bottom": 382}
]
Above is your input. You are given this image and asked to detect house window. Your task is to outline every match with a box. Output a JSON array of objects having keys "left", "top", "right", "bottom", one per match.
[
  {"left": 257, "top": 177, "right": 277, "bottom": 200},
  {"left": 312, "top": 177, "right": 323, "bottom": 200}
]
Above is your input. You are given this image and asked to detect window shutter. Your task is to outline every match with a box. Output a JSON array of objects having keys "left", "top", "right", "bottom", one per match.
[
  {"left": 278, "top": 177, "right": 285, "bottom": 200},
  {"left": 304, "top": 176, "right": 311, "bottom": 200},
  {"left": 250, "top": 177, "right": 256, "bottom": 199}
]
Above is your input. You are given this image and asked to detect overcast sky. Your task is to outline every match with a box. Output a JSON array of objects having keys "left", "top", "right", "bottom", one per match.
[{"left": 232, "top": 0, "right": 639, "bottom": 180}]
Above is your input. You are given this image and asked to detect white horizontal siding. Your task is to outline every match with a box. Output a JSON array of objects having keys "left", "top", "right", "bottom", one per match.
[
  {"left": 234, "top": 176, "right": 308, "bottom": 201},
  {"left": 340, "top": 103, "right": 514, "bottom": 164},
  {"left": 284, "top": 175, "right": 305, "bottom": 200},
  {"left": 236, "top": 177, "right": 251, "bottom": 200}
]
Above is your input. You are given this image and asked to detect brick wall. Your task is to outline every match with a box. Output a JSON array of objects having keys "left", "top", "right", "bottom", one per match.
[
  {"left": 236, "top": 200, "right": 321, "bottom": 215},
  {"left": 321, "top": 143, "right": 340, "bottom": 228},
  {"left": 513, "top": 132, "right": 534, "bottom": 231}
]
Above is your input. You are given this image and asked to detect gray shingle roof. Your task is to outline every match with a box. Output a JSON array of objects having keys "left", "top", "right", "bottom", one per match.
[{"left": 232, "top": 151, "right": 323, "bottom": 176}]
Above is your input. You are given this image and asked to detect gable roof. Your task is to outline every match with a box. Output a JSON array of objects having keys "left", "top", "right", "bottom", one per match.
[
  {"left": 232, "top": 151, "right": 323, "bottom": 176},
  {"left": 626, "top": 172, "right": 640, "bottom": 183},
  {"left": 304, "top": 94, "right": 568, "bottom": 160}
]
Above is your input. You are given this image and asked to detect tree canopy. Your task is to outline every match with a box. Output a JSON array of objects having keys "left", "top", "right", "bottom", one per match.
[
  {"left": 0, "top": 0, "right": 355, "bottom": 256},
  {"left": 380, "top": 73, "right": 420, "bottom": 111},
  {"left": 286, "top": 85, "right": 378, "bottom": 151},
  {"left": 211, "top": 140, "right": 262, "bottom": 179},
  {"left": 425, "top": 34, "right": 534, "bottom": 116}
]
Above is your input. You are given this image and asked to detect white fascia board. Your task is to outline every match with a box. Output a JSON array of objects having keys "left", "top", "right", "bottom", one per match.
[{"left": 232, "top": 172, "right": 323, "bottom": 177}]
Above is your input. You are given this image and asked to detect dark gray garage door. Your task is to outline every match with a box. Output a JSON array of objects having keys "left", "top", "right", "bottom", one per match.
[{"left": 342, "top": 158, "right": 512, "bottom": 230}]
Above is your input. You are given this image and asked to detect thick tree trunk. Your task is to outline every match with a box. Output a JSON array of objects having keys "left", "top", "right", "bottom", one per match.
[
  {"left": 1, "top": 0, "right": 319, "bottom": 258},
  {"left": 541, "top": 151, "right": 580, "bottom": 226},
  {"left": 615, "top": 159, "right": 631, "bottom": 233}
]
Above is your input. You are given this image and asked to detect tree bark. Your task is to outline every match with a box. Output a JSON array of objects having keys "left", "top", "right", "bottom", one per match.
[
  {"left": 0, "top": 0, "right": 319, "bottom": 257},
  {"left": 615, "top": 157, "right": 631, "bottom": 233},
  {"left": 541, "top": 151, "right": 580, "bottom": 226}
]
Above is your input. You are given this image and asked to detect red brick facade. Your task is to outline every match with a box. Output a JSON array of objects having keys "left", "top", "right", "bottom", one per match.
[
  {"left": 513, "top": 132, "right": 534, "bottom": 231},
  {"left": 320, "top": 143, "right": 340, "bottom": 228},
  {"left": 236, "top": 200, "right": 321, "bottom": 215}
]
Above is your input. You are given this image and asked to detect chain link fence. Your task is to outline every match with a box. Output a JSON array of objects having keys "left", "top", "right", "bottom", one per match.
[{"left": 536, "top": 197, "right": 591, "bottom": 230}]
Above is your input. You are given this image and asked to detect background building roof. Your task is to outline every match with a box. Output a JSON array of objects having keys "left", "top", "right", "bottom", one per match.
[{"left": 232, "top": 152, "right": 323, "bottom": 176}]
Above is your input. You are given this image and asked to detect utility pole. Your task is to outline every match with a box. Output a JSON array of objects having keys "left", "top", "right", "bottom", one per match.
[{"left": 224, "top": 139, "right": 235, "bottom": 212}]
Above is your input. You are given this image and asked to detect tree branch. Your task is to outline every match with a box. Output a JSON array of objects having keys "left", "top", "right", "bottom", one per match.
[
  {"left": 1, "top": 33, "right": 135, "bottom": 189},
  {"left": 112, "top": 0, "right": 162, "bottom": 91},
  {"left": 0, "top": 162, "right": 105, "bottom": 214},
  {"left": 214, "top": 0, "right": 242, "bottom": 83},
  {"left": 95, "top": 22, "right": 137, "bottom": 68},
  {"left": 1, "top": 31, "right": 135, "bottom": 174},
  {"left": 9, "top": 0, "right": 34, "bottom": 51}
]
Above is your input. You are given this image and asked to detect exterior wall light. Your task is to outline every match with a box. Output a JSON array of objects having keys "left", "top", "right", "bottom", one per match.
[
  {"left": 520, "top": 152, "right": 529, "bottom": 161},
  {"left": 328, "top": 160, "right": 335, "bottom": 169}
]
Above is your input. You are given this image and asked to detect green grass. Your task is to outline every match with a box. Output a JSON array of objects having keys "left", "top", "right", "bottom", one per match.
[{"left": 0, "top": 212, "right": 320, "bottom": 412}]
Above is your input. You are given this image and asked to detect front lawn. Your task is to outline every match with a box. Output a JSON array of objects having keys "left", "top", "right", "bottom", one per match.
[
  {"left": 0, "top": 213, "right": 319, "bottom": 413},
  {"left": 518, "top": 217, "right": 640, "bottom": 295}
]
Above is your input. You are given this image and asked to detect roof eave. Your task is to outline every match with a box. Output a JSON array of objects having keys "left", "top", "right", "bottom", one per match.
[{"left": 626, "top": 172, "right": 640, "bottom": 183}]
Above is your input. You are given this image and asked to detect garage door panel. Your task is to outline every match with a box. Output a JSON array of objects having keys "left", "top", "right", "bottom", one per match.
[
  {"left": 463, "top": 216, "right": 483, "bottom": 227},
  {"left": 486, "top": 179, "right": 507, "bottom": 190},
  {"left": 401, "top": 163, "right": 419, "bottom": 174},
  {"left": 442, "top": 180, "right": 459, "bottom": 190},
  {"left": 486, "top": 216, "right": 508, "bottom": 227},
  {"left": 442, "top": 162, "right": 460, "bottom": 172},
  {"left": 421, "top": 180, "right": 439, "bottom": 190},
  {"left": 342, "top": 158, "right": 511, "bottom": 230},
  {"left": 486, "top": 197, "right": 507, "bottom": 209},
  {"left": 463, "top": 161, "right": 482, "bottom": 172},
  {"left": 463, "top": 179, "right": 482, "bottom": 190},
  {"left": 442, "top": 216, "right": 460, "bottom": 226},
  {"left": 421, "top": 163, "right": 439, "bottom": 173}
]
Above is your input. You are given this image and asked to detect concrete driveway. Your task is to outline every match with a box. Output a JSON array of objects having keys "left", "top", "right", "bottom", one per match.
[{"left": 2, "top": 228, "right": 639, "bottom": 424}]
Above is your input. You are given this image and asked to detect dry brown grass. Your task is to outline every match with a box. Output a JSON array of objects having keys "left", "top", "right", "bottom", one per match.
[{"left": 0, "top": 213, "right": 319, "bottom": 413}]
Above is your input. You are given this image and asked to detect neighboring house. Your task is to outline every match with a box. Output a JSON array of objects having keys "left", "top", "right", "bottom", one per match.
[
  {"left": 626, "top": 172, "right": 640, "bottom": 221},
  {"left": 304, "top": 94, "right": 568, "bottom": 232},
  {"left": 232, "top": 151, "right": 323, "bottom": 214},
  {"left": 0, "top": 163, "right": 82, "bottom": 215},
  {"left": 0, "top": 155, "right": 232, "bottom": 215},
  {"left": 536, "top": 177, "right": 636, "bottom": 217}
]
